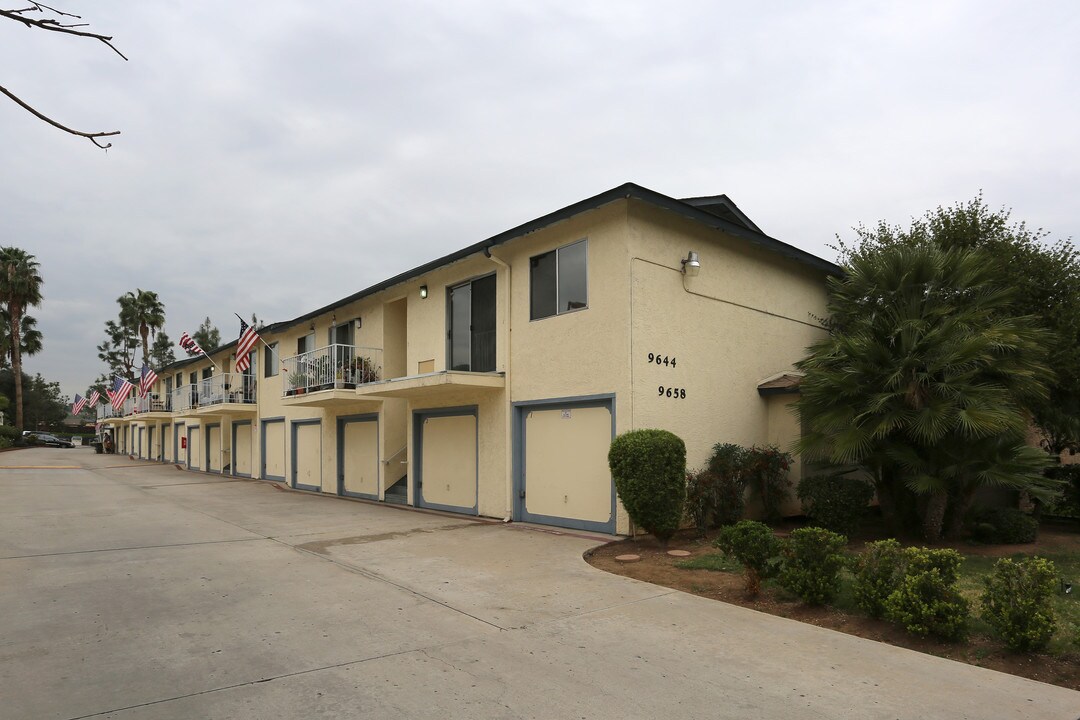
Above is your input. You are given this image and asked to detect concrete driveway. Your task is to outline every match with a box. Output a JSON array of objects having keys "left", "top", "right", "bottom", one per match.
[{"left": 2, "top": 448, "right": 1078, "bottom": 719}]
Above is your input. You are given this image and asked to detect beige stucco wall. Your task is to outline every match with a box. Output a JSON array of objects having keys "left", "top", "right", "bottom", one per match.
[{"left": 626, "top": 201, "right": 829, "bottom": 497}]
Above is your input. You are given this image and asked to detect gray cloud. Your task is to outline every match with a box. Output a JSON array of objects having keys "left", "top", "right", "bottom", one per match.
[{"left": 1, "top": 0, "right": 1077, "bottom": 400}]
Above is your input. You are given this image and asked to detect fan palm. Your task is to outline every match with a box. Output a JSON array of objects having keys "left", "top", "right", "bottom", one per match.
[
  {"left": 119, "top": 289, "right": 165, "bottom": 367},
  {"left": 0, "top": 312, "right": 43, "bottom": 368},
  {"left": 0, "top": 247, "right": 43, "bottom": 430},
  {"left": 796, "top": 245, "right": 1054, "bottom": 540}
]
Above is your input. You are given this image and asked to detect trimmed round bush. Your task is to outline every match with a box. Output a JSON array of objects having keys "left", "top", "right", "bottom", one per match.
[
  {"left": 778, "top": 527, "right": 848, "bottom": 605},
  {"left": 715, "top": 520, "right": 781, "bottom": 596},
  {"left": 851, "top": 539, "right": 906, "bottom": 619},
  {"left": 608, "top": 429, "right": 686, "bottom": 545},
  {"left": 981, "top": 556, "right": 1058, "bottom": 652},
  {"left": 797, "top": 473, "right": 874, "bottom": 537},
  {"left": 972, "top": 508, "right": 1038, "bottom": 544},
  {"left": 884, "top": 547, "right": 969, "bottom": 641}
]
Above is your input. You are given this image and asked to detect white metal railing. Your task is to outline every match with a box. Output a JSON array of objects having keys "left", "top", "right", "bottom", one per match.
[
  {"left": 97, "top": 403, "right": 117, "bottom": 420},
  {"left": 171, "top": 375, "right": 256, "bottom": 411},
  {"left": 135, "top": 392, "right": 171, "bottom": 413},
  {"left": 282, "top": 344, "right": 382, "bottom": 396},
  {"left": 198, "top": 373, "right": 256, "bottom": 406},
  {"left": 122, "top": 397, "right": 135, "bottom": 416},
  {"left": 172, "top": 384, "right": 197, "bottom": 413}
]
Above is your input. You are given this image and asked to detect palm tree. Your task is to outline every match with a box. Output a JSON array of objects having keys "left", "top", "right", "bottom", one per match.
[
  {"left": 0, "top": 312, "right": 43, "bottom": 369},
  {"left": 795, "top": 245, "right": 1055, "bottom": 540},
  {"left": 0, "top": 247, "right": 43, "bottom": 430},
  {"left": 119, "top": 289, "right": 165, "bottom": 367}
]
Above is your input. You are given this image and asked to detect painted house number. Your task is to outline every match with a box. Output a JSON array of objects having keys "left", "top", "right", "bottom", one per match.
[{"left": 647, "top": 353, "right": 676, "bottom": 367}]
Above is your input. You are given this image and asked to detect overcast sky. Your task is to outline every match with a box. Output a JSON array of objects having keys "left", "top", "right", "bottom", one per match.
[{"left": 3, "top": 0, "right": 1078, "bottom": 401}]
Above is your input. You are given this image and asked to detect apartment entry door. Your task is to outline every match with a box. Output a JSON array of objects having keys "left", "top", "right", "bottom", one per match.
[
  {"left": 448, "top": 274, "right": 496, "bottom": 372},
  {"left": 413, "top": 407, "right": 477, "bottom": 515},
  {"left": 514, "top": 396, "right": 616, "bottom": 534}
]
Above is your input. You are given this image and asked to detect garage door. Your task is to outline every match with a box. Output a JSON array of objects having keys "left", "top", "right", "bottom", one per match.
[
  {"left": 292, "top": 420, "right": 322, "bottom": 491},
  {"left": 516, "top": 398, "right": 615, "bottom": 533},
  {"left": 233, "top": 421, "right": 252, "bottom": 477},
  {"left": 262, "top": 419, "right": 286, "bottom": 481},
  {"left": 187, "top": 426, "right": 201, "bottom": 471},
  {"left": 207, "top": 424, "right": 222, "bottom": 473},
  {"left": 415, "top": 409, "right": 477, "bottom": 514},
  {"left": 174, "top": 423, "right": 186, "bottom": 465},
  {"left": 339, "top": 415, "right": 379, "bottom": 499},
  {"left": 163, "top": 423, "right": 172, "bottom": 463}
]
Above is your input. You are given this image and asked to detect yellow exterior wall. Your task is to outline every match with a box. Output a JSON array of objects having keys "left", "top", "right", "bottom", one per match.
[{"left": 626, "top": 200, "right": 828, "bottom": 494}]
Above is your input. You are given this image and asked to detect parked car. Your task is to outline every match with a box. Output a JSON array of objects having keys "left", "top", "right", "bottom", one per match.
[{"left": 32, "top": 433, "right": 75, "bottom": 448}]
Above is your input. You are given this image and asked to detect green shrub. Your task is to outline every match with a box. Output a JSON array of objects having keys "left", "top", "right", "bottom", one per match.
[
  {"left": 708, "top": 443, "right": 747, "bottom": 481},
  {"left": 778, "top": 527, "right": 848, "bottom": 605},
  {"left": 884, "top": 547, "right": 969, "bottom": 641},
  {"left": 852, "top": 539, "right": 906, "bottom": 618},
  {"left": 972, "top": 508, "right": 1038, "bottom": 544},
  {"left": 743, "top": 445, "right": 792, "bottom": 522},
  {"left": 980, "top": 556, "right": 1058, "bottom": 652},
  {"left": 715, "top": 520, "right": 782, "bottom": 596},
  {"left": 609, "top": 429, "right": 687, "bottom": 545},
  {"left": 684, "top": 468, "right": 744, "bottom": 535},
  {"left": 796, "top": 473, "right": 874, "bottom": 537},
  {"left": 1044, "top": 465, "right": 1080, "bottom": 519}
]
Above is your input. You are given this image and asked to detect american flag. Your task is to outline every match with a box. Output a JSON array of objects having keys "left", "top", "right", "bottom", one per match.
[
  {"left": 88, "top": 390, "right": 101, "bottom": 407},
  {"left": 72, "top": 394, "right": 87, "bottom": 415},
  {"left": 234, "top": 319, "right": 260, "bottom": 373},
  {"left": 111, "top": 376, "right": 135, "bottom": 409},
  {"left": 178, "top": 331, "right": 205, "bottom": 357},
  {"left": 140, "top": 364, "right": 159, "bottom": 398}
]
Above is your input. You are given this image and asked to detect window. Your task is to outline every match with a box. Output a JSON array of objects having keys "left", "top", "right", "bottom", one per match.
[
  {"left": 448, "top": 275, "right": 496, "bottom": 372},
  {"left": 264, "top": 342, "right": 278, "bottom": 378},
  {"left": 297, "top": 332, "right": 314, "bottom": 355},
  {"left": 530, "top": 239, "right": 587, "bottom": 320}
]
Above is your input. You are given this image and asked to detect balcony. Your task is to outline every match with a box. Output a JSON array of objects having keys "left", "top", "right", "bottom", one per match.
[
  {"left": 172, "top": 374, "right": 257, "bottom": 416},
  {"left": 135, "top": 393, "right": 172, "bottom": 416},
  {"left": 97, "top": 403, "right": 118, "bottom": 420},
  {"left": 281, "top": 344, "right": 384, "bottom": 408}
]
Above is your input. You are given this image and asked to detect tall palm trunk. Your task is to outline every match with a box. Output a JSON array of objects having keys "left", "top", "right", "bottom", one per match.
[
  {"left": 9, "top": 301, "right": 23, "bottom": 430},
  {"left": 922, "top": 490, "right": 948, "bottom": 542}
]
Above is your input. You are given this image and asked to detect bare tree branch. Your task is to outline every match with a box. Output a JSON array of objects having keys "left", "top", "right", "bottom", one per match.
[
  {"left": 1, "top": 3, "right": 125, "bottom": 148},
  {"left": 0, "top": 84, "right": 119, "bottom": 148},
  {"left": 0, "top": 5, "right": 128, "bottom": 59}
]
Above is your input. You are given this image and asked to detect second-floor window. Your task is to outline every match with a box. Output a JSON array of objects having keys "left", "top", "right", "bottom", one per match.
[
  {"left": 530, "top": 238, "right": 588, "bottom": 320},
  {"left": 264, "top": 342, "right": 278, "bottom": 377}
]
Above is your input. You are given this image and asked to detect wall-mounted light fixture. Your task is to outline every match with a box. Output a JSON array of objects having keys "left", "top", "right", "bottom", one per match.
[
  {"left": 419, "top": 285, "right": 429, "bottom": 299},
  {"left": 309, "top": 322, "right": 315, "bottom": 331},
  {"left": 681, "top": 251, "right": 701, "bottom": 276}
]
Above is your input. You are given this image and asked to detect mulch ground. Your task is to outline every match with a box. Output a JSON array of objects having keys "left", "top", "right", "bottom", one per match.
[{"left": 585, "top": 523, "right": 1080, "bottom": 690}]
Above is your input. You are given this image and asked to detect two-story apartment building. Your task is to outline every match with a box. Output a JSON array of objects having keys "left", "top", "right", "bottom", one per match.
[{"left": 100, "top": 183, "right": 839, "bottom": 534}]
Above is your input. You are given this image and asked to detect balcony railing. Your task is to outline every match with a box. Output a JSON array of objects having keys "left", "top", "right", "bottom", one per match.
[
  {"left": 172, "top": 384, "right": 197, "bottom": 413},
  {"left": 171, "top": 373, "right": 256, "bottom": 411},
  {"left": 136, "top": 393, "right": 172, "bottom": 413},
  {"left": 198, "top": 373, "right": 256, "bottom": 406},
  {"left": 97, "top": 403, "right": 118, "bottom": 420},
  {"left": 282, "top": 344, "right": 382, "bottom": 396}
]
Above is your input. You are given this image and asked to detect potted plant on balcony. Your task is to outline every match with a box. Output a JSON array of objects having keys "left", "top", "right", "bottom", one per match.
[
  {"left": 353, "top": 356, "right": 381, "bottom": 385},
  {"left": 287, "top": 371, "right": 308, "bottom": 395}
]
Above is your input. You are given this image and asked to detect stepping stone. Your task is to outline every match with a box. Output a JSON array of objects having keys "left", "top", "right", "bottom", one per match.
[
  {"left": 667, "top": 550, "right": 691, "bottom": 557},
  {"left": 615, "top": 554, "right": 641, "bottom": 563}
]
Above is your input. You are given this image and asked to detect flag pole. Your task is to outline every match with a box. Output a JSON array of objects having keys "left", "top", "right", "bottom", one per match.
[{"left": 236, "top": 312, "right": 284, "bottom": 371}]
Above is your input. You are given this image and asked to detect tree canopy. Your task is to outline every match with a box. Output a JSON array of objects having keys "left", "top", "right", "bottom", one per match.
[
  {"left": 798, "top": 202, "right": 1073, "bottom": 540},
  {"left": 835, "top": 195, "right": 1080, "bottom": 452},
  {"left": 0, "top": 246, "right": 43, "bottom": 430}
]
